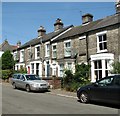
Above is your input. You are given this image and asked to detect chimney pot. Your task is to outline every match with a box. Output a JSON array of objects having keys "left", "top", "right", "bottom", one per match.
[
  {"left": 54, "top": 18, "right": 63, "bottom": 31},
  {"left": 82, "top": 13, "right": 93, "bottom": 24},
  {"left": 38, "top": 26, "right": 46, "bottom": 37},
  {"left": 17, "top": 41, "right": 21, "bottom": 48},
  {"left": 116, "top": 0, "right": 120, "bottom": 14}
]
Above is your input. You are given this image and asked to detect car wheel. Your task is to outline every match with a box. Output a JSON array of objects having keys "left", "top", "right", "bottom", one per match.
[
  {"left": 26, "top": 85, "right": 31, "bottom": 92},
  {"left": 12, "top": 83, "right": 16, "bottom": 89},
  {"left": 79, "top": 91, "right": 89, "bottom": 103}
]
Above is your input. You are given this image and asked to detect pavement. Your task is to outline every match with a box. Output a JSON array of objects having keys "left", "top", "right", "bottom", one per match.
[{"left": 49, "top": 88, "right": 77, "bottom": 99}]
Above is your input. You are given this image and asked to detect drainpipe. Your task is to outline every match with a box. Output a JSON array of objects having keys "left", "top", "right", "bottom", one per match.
[
  {"left": 85, "top": 32, "right": 91, "bottom": 81},
  {"left": 85, "top": 33, "right": 89, "bottom": 65}
]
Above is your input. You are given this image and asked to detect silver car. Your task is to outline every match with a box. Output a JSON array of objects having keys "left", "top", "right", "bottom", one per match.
[{"left": 11, "top": 74, "right": 50, "bottom": 92}]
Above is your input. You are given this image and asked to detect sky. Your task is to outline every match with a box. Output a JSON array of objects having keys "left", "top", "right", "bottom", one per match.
[{"left": 2, "top": 2, "right": 116, "bottom": 46}]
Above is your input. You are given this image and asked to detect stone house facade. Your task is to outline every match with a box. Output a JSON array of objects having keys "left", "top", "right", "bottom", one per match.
[
  {"left": 13, "top": 2, "right": 120, "bottom": 82},
  {"left": 13, "top": 18, "right": 73, "bottom": 79}
]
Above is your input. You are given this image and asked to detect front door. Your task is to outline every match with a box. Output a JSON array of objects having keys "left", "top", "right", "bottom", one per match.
[{"left": 28, "top": 66, "right": 30, "bottom": 74}]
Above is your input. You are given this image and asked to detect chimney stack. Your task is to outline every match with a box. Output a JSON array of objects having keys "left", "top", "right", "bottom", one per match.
[
  {"left": 82, "top": 13, "right": 93, "bottom": 24},
  {"left": 116, "top": 0, "right": 120, "bottom": 14},
  {"left": 54, "top": 18, "right": 63, "bottom": 31},
  {"left": 17, "top": 41, "right": 21, "bottom": 48},
  {"left": 38, "top": 26, "right": 46, "bottom": 37}
]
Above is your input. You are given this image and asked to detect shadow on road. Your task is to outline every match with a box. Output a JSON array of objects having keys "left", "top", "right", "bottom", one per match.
[{"left": 77, "top": 100, "right": 120, "bottom": 109}]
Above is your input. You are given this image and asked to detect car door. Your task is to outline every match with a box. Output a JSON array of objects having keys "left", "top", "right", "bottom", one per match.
[
  {"left": 90, "top": 76, "right": 114, "bottom": 102},
  {"left": 19, "top": 75, "right": 26, "bottom": 89},
  {"left": 106, "top": 75, "right": 120, "bottom": 104},
  {"left": 15, "top": 74, "right": 21, "bottom": 88}
]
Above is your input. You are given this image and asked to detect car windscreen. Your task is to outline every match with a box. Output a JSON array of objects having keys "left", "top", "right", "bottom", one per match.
[{"left": 25, "top": 75, "right": 41, "bottom": 80}]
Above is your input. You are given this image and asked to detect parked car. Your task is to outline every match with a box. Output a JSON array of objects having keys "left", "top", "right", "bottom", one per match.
[
  {"left": 11, "top": 73, "right": 50, "bottom": 92},
  {"left": 77, "top": 74, "right": 120, "bottom": 105}
]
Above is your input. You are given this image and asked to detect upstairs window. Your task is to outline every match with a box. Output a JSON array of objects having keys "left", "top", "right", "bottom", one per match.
[
  {"left": 64, "top": 40, "right": 71, "bottom": 57},
  {"left": 20, "top": 50, "right": 24, "bottom": 62},
  {"left": 52, "top": 44, "right": 57, "bottom": 58},
  {"left": 36, "top": 46, "right": 40, "bottom": 57},
  {"left": 96, "top": 31, "right": 107, "bottom": 53},
  {"left": 27, "top": 48, "right": 31, "bottom": 60},
  {"left": 14, "top": 51, "right": 17, "bottom": 61},
  {"left": 35, "top": 45, "right": 40, "bottom": 59},
  {"left": 45, "top": 43, "right": 50, "bottom": 57}
]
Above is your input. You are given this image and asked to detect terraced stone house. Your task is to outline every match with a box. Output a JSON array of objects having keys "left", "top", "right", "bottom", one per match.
[
  {"left": 13, "top": 18, "right": 73, "bottom": 78},
  {"left": 13, "top": 2, "right": 120, "bottom": 82}
]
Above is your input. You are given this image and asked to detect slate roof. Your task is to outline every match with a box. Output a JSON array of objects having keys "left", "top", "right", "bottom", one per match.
[
  {"left": 0, "top": 40, "right": 17, "bottom": 52},
  {"left": 15, "top": 13, "right": 120, "bottom": 50},
  {"left": 52, "top": 13, "right": 120, "bottom": 42},
  {"left": 18, "top": 25, "right": 73, "bottom": 50}
]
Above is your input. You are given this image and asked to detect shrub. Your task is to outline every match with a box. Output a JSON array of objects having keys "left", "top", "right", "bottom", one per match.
[
  {"left": 14, "top": 67, "right": 27, "bottom": 74},
  {"left": 63, "top": 70, "right": 74, "bottom": 89},
  {"left": 62, "top": 63, "right": 90, "bottom": 92},
  {"left": 111, "top": 61, "right": 120, "bottom": 74},
  {"left": 2, "top": 70, "right": 13, "bottom": 80}
]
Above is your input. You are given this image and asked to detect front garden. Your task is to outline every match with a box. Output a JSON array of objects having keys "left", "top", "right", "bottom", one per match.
[{"left": 61, "top": 63, "right": 90, "bottom": 92}]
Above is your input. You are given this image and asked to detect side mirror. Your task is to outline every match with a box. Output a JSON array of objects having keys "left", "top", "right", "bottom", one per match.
[
  {"left": 94, "top": 82, "right": 99, "bottom": 87},
  {"left": 22, "top": 78, "right": 25, "bottom": 81}
]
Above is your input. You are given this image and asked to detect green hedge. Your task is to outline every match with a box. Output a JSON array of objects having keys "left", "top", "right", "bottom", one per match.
[{"left": 1, "top": 70, "right": 13, "bottom": 80}]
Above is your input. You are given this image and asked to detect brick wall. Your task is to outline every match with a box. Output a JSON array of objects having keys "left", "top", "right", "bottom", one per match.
[{"left": 42, "top": 76, "right": 61, "bottom": 89}]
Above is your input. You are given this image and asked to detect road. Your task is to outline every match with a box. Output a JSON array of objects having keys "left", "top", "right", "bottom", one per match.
[{"left": 2, "top": 83, "right": 119, "bottom": 114}]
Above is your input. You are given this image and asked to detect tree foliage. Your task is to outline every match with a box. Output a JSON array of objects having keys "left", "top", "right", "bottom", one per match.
[
  {"left": 14, "top": 67, "right": 27, "bottom": 74},
  {"left": 1, "top": 70, "right": 13, "bottom": 80},
  {"left": 111, "top": 61, "right": 120, "bottom": 74},
  {"left": 62, "top": 63, "right": 90, "bottom": 92},
  {"left": 1, "top": 50, "right": 15, "bottom": 70}
]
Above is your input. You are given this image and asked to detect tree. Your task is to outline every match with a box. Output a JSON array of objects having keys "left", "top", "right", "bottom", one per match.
[{"left": 1, "top": 50, "right": 15, "bottom": 70}]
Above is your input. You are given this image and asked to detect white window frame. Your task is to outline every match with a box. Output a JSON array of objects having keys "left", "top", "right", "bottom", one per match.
[
  {"left": 13, "top": 51, "right": 17, "bottom": 61},
  {"left": 64, "top": 40, "right": 71, "bottom": 57},
  {"left": 31, "top": 63, "right": 34, "bottom": 74},
  {"left": 27, "top": 47, "right": 31, "bottom": 60},
  {"left": 59, "top": 64, "right": 64, "bottom": 77},
  {"left": 36, "top": 63, "right": 39, "bottom": 76},
  {"left": 52, "top": 43, "right": 57, "bottom": 58},
  {"left": 45, "top": 42, "right": 50, "bottom": 57},
  {"left": 90, "top": 53, "right": 114, "bottom": 82},
  {"left": 20, "top": 49, "right": 24, "bottom": 62},
  {"left": 96, "top": 31, "right": 107, "bottom": 53},
  {"left": 35, "top": 45, "right": 40, "bottom": 59},
  {"left": 79, "top": 35, "right": 86, "bottom": 40}
]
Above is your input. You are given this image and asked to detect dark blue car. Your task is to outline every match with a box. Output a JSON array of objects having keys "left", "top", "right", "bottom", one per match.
[{"left": 77, "top": 74, "right": 120, "bottom": 105}]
